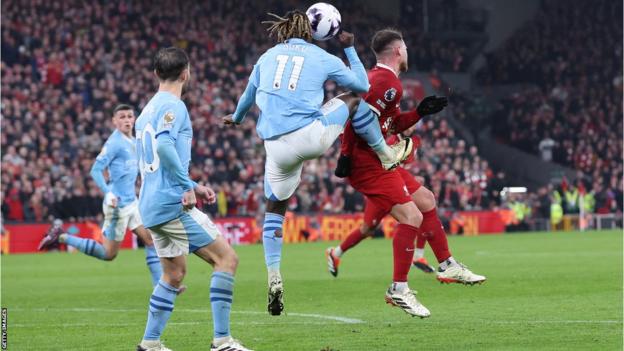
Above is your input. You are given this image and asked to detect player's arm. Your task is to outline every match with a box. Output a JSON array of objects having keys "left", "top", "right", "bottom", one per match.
[
  {"left": 155, "top": 104, "right": 195, "bottom": 193},
  {"left": 90, "top": 143, "right": 117, "bottom": 207},
  {"left": 156, "top": 135, "right": 194, "bottom": 191},
  {"left": 326, "top": 31, "right": 369, "bottom": 93},
  {"left": 230, "top": 60, "right": 262, "bottom": 124},
  {"left": 391, "top": 95, "right": 448, "bottom": 134}
]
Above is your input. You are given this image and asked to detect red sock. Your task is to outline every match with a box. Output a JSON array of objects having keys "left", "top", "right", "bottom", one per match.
[
  {"left": 415, "top": 233, "right": 426, "bottom": 249},
  {"left": 339, "top": 228, "right": 366, "bottom": 253},
  {"left": 421, "top": 209, "right": 451, "bottom": 263},
  {"left": 392, "top": 223, "right": 419, "bottom": 282}
]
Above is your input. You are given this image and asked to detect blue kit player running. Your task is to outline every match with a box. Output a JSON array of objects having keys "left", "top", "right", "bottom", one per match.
[
  {"left": 223, "top": 11, "right": 413, "bottom": 316},
  {"left": 38, "top": 104, "right": 162, "bottom": 287},
  {"left": 135, "top": 47, "right": 252, "bottom": 351}
]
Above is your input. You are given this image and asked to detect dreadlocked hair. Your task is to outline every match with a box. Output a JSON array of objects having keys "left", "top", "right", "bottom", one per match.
[{"left": 262, "top": 10, "right": 312, "bottom": 43}]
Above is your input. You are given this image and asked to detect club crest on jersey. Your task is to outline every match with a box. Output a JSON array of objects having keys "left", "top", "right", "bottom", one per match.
[
  {"left": 384, "top": 88, "right": 397, "bottom": 102},
  {"left": 163, "top": 111, "right": 175, "bottom": 129}
]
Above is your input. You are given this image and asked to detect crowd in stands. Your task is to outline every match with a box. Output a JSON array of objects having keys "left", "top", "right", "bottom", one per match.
[
  {"left": 482, "top": 0, "right": 623, "bottom": 217},
  {"left": 1, "top": 0, "right": 618, "bottom": 226},
  {"left": 0, "top": 0, "right": 491, "bottom": 223}
]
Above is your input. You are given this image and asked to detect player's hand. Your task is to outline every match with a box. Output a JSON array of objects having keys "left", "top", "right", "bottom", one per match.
[
  {"left": 334, "top": 154, "right": 351, "bottom": 178},
  {"left": 337, "top": 30, "right": 355, "bottom": 48},
  {"left": 105, "top": 192, "right": 118, "bottom": 208},
  {"left": 181, "top": 189, "right": 197, "bottom": 210},
  {"left": 222, "top": 114, "right": 239, "bottom": 126},
  {"left": 194, "top": 184, "right": 217, "bottom": 204},
  {"left": 416, "top": 95, "right": 448, "bottom": 116}
]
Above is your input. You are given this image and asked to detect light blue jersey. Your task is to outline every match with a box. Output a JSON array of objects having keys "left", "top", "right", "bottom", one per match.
[
  {"left": 232, "top": 39, "right": 369, "bottom": 139},
  {"left": 90, "top": 129, "right": 138, "bottom": 207},
  {"left": 135, "top": 91, "right": 194, "bottom": 228}
]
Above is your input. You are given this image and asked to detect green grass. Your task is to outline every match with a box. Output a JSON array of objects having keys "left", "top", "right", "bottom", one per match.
[{"left": 2, "top": 230, "right": 623, "bottom": 350}]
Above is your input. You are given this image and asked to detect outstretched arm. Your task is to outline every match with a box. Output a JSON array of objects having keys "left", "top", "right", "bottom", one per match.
[
  {"left": 326, "top": 31, "right": 369, "bottom": 93},
  {"left": 232, "top": 64, "right": 260, "bottom": 124}
]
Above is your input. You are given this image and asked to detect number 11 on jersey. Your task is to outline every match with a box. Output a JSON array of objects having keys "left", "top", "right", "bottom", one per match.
[{"left": 272, "top": 55, "right": 305, "bottom": 91}]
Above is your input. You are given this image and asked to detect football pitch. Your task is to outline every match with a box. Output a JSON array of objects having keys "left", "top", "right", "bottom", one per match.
[{"left": 2, "top": 230, "right": 622, "bottom": 350}]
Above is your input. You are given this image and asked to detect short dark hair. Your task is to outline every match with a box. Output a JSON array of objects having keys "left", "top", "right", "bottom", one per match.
[
  {"left": 154, "top": 47, "right": 189, "bottom": 82},
  {"left": 371, "top": 29, "right": 403, "bottom": 55},
  {"left": 113, "top": 104, "right": 134, "bottom": 116}
]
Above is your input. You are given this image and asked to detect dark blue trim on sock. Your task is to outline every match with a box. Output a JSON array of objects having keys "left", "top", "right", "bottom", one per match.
[
  {"left": 146, "top": 259, "right": 161, "bottom": 265},
  {"left": 158, "top": 281, "right": 180, "bottom": 293},
  {"left": 149, "top": 302, "right": 174, "bottom": 312},
  {"left": 264, "top": 219, "right": 283, "bottom": 225},
  {"left": 150, "top": 295, "right": 174, "bottom": 306},
  {"left": 210, "top": 288, "right": 233, "bottom": 296},
  {"left": 352, "top": 111, "right": 371, "bottom": 123},
  {"left": 86, "top": 240, "right": 94, "bottom": 255},
  {"left": 353, "top": 117, "right": 375, "bottom": 130},
  {"left": 263, "top": 226, "right": 281, "bottom": 232},
  {"left": 210, "top": 297, "right": 232, "bottom": 303}
]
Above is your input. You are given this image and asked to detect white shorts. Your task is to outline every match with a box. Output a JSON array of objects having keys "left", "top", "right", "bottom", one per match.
[
  {"left": 264, "top": 98, "right": 349, "bottom": 201},
  {"left": 148, "top": 207, "right": 221, "bottom": 258},
  {"left": 102, "top": 200, "right": 142, "bottom": 242}
]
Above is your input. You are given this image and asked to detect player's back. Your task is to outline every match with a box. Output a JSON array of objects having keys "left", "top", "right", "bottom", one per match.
[
  {"left": 102, "top": 130, "right": 138, "bottom": 207},
  {"left": 135, "top": 91, "right": 192, "bottom": 228},
  {"left": 254, "top": 38, "right": 340, "bottom": 139}
]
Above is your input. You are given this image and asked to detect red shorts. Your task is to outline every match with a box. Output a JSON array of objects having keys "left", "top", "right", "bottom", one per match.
[{"left": 353, "top": 167, "right": 422, "bottom": 227}]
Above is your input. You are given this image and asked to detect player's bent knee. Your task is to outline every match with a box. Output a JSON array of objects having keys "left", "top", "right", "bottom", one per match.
[
  {"left": 422, "top": 189, "right": 437, "bottom": 209},
  {"left": 360, "top": 224, "right": 376, "bottom": 237},
  {"left": 222, "top": 249, "right": 239, "bottom": 273},
  {"left": 336, "top": 92, "right": 361, "bottom": 115},
  {"left": 413, "top": 210, "right": 424, "bottom": 227},
  {"left": 165, "top": 268, "right": 186, "bottom": 287}
]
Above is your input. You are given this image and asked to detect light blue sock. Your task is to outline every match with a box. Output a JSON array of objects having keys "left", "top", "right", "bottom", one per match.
[
  {"left": 351, "top": 100, "right": 387, "bottom": 152},
  {"left": 145, "top": 245, "right": 162, "bottom": 287},
  {"left": 143, "top": 280, "right": 179, "bottom": 341},
  {"left": 64, "top": 235, "right": 107, "bottom": 260},
  {"left": 210, "top": 271, "right": 235, "bottom": 338},
  {"left": 263, "top": 213, "right": 285, "bottom": 271}
]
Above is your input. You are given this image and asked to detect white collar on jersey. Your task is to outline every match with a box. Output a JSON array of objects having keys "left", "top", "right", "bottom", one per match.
[
  {"left": 375, "top": 63, "right": 398, "bottom": 77},
  {"left": 118, "top": 130, "right": 134, "bottom": 144}
]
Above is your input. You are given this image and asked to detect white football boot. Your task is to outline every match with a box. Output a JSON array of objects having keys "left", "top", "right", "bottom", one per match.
[
  {"left": 211, "top": 336, "right": 253, "bottom": 351},
  {"left": 136, "top": 340, "right": 172, "bottom": 351},
  {"left": 380, "top": 137, "right": 413, "bottom": 170},
  {"left": 384, "top": 286, "right": 431, "bottom": 318},
  {"left": 437, "top": 262, "right": 486, "bottom": 285}
]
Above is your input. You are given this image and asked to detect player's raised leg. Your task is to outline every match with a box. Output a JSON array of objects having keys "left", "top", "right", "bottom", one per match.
[
  {"left": 322, "top": 91, "right": 413, "bottom": 171},
  {"left": 412, "top": 187, "right": 486, "bottom": 285},
  {"left": 384, "top": 201, "right": 430, "bottom": 318},
  {"left": 55, "top": 205, "right": 125, "bottom": 261}
]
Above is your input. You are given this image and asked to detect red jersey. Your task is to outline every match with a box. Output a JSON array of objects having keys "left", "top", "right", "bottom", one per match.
[{"left": 341, "top": 64, "right": 422, "bottom": 174}]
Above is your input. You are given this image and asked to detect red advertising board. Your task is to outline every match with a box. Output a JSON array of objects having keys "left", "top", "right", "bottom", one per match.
[{"left": 3, "top": 211, "right": 504, "bottom": 254}]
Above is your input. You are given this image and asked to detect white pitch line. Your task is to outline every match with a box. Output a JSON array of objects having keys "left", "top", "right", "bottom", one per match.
[
  {"left": 10, "top": 307, "right": 365, "bottom": 324},
  {"left": 11, "top": 321, "right": 335, "bottom": 328}
]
